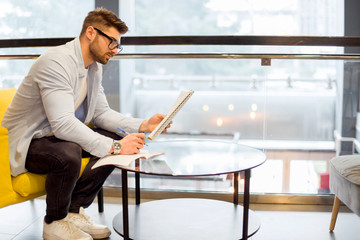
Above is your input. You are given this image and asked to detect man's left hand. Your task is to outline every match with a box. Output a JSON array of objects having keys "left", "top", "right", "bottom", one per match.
[{"left": 138, "top": 113, "right": 172, "bottom": 133}]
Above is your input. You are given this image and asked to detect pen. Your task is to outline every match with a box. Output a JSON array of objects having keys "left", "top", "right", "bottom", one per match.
[
  {"left": 117, "top": 127, "right": 128, "bottom": 136},
  {"left": 117, "top": 127, "right": 148, "bottom": 146}
]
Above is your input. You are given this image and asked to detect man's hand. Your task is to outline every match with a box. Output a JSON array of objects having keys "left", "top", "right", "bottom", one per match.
[
  {"left": 119, "top": 133, "right": 145, "bottom": 154},
  {"left": 109, "top": 133, "right": 145, "bottom": 155},
  {"left": 138, "top": 113, "right": 172, "bottom": 133}
]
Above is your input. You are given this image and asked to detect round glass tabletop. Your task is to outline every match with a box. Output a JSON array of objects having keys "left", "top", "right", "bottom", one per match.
[{"left": 118, "top": 139, "right": 267, "bottom": 177}]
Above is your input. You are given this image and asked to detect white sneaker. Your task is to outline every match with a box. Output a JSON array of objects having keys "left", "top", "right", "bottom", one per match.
[
  {"left": 68, "top": 207, "right": 111, "bottom": 239},
  {"left": 43, "top": 216, "right": 92, "bottom": 240}
]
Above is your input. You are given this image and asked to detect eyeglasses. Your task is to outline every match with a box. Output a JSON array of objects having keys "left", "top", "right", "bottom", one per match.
[{"left": 93, "top": 27, "right": 123, "bottom": 53}]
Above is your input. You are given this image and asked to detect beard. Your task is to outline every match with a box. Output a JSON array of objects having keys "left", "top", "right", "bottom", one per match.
[{"left": 89, "top": 40, "right": 113, "bottom": 65}]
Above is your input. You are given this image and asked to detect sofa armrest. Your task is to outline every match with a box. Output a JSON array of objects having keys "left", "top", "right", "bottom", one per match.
[{"left": 0, "top": 127, "right": 14, "bottom": 194}]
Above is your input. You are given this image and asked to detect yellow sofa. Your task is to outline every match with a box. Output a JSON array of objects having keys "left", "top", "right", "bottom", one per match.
[{"left": 0, "top": 88, "right": 103, "bottom": 211}]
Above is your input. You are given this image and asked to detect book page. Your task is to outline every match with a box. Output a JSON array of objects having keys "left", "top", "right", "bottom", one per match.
[
  {"left": 91, "top": 150, "right": 165, "bottom": 169},
  {"left": 147, "top": 90, "right": 194, "bottom": 140}
]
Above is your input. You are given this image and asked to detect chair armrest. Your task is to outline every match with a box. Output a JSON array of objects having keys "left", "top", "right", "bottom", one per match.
[{"left": 0, "top": 127, "right": 14, "bottom": 194}]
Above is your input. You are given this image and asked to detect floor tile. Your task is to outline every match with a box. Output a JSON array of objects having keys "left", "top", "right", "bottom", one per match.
[
  {"left": 0, "top": 200, "right": 45, "bottom": 235},
  {"left": 0, "top": 233, "right": 15, "bottom": 240}
]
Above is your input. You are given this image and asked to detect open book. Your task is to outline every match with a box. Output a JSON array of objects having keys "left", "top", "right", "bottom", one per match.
[
  {"left": 91, "top": 150, "right": 165, "bottom": 169},
  {"left": 147, "top": 89, "right": 194, "bottom": 141}
]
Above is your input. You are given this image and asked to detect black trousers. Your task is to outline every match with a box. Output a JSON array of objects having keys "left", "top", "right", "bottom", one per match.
[{"left": 25, "top": 128, "right": 118, "bottom": 223}]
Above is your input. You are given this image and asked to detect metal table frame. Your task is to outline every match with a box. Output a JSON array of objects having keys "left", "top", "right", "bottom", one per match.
[{"left": 120, "top": 169, "right": 251, "bottom": 240}]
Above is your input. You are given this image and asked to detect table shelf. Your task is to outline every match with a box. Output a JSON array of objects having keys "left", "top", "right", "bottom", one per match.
[{"left": 113, "top": 198, "right": 261, "bottom": 240}]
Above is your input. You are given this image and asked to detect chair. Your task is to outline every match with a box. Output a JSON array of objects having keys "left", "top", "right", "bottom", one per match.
[
  {"left": 0, "top": 88, "right": 104, "bottom": 212},
  {"left": 329, "top": 155, "right": 360, "bottom": 231}
]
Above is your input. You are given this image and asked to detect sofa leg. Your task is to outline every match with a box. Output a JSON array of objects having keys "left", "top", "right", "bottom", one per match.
[
  {"left": 97, "top": 187, "right": 104, "bottom": 213},
  {"left": 329, "top": 196, "right": 341, "bottom": 231}
]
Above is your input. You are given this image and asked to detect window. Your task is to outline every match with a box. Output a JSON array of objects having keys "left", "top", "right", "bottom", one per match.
[
  {"left": 0, "top": 0, "right": 94, "bottom": 88},
  {"left": 107, "top": 0, "right": 343, "bottom": 194}
]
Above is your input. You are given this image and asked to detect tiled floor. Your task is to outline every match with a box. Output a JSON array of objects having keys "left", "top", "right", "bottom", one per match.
[{"left": 0, "top": 196, "right": 359, "bottom": 240}]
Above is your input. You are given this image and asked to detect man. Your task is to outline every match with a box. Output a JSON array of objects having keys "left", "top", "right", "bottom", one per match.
[{"left": 2, "top": 8, "right": 169, "bottom": 240}]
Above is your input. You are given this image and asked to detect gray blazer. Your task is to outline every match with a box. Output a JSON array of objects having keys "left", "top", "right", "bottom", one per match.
[{"left": 2, "top": 37, "right": 144, "bottom": 176}]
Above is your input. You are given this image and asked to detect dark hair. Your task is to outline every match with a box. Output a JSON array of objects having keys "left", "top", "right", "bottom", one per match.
[{"left": 80, "top": 8, "right": 128, "bottom": 36}]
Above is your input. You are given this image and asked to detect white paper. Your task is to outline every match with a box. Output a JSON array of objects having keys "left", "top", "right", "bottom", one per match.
[
  {"left": 91, "top": 150, "right": 165, "bottom": 169},
  {"left": 148, "top": 90, "right": 194, "bottom": 141}
]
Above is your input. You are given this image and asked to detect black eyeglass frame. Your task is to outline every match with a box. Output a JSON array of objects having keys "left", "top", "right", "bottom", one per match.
[{"left": 93, "top": 27, "right": 123, "bottom": 53}]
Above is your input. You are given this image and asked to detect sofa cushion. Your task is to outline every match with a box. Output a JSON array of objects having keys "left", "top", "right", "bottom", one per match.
[
  {"left": 12, "top": 157, "right": 90, "bottom": 197},
  {"left": 330, "top": 155, "right": 360, "bottom": 185},
  {"left": 12, "top": 172, "right": 47, "bottom": 197}
]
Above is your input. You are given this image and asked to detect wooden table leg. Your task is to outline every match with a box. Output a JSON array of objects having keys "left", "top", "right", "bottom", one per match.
[{"left": 330, "top": 196, "right": 341, "bottom": 231}]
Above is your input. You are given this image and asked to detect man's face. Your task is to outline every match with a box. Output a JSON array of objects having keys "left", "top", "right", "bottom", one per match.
[{"left": 89, "top": 27, "right": 121, "bottom": 65}]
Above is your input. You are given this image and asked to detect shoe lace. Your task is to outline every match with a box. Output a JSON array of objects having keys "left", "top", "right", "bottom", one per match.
[
  {"left": 76, "top": 208, "right": 94, "bottom": 225},
  {"left": 58, "top": 218, "right": 78, "bottom": 234}
]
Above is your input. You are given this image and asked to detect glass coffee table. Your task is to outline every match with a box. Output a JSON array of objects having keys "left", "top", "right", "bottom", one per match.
[{"left": 112, "top": 139, "right": 266, "bottom": 240}]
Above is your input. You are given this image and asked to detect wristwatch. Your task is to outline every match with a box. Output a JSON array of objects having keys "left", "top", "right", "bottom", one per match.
[{"left": 112, "top": 140, "right": 122, "bottom": 155}]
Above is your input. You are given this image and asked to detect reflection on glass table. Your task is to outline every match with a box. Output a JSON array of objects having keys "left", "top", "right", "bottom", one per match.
[{"left": 121, "top": 139, "right": 266, "bottom": 176}]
